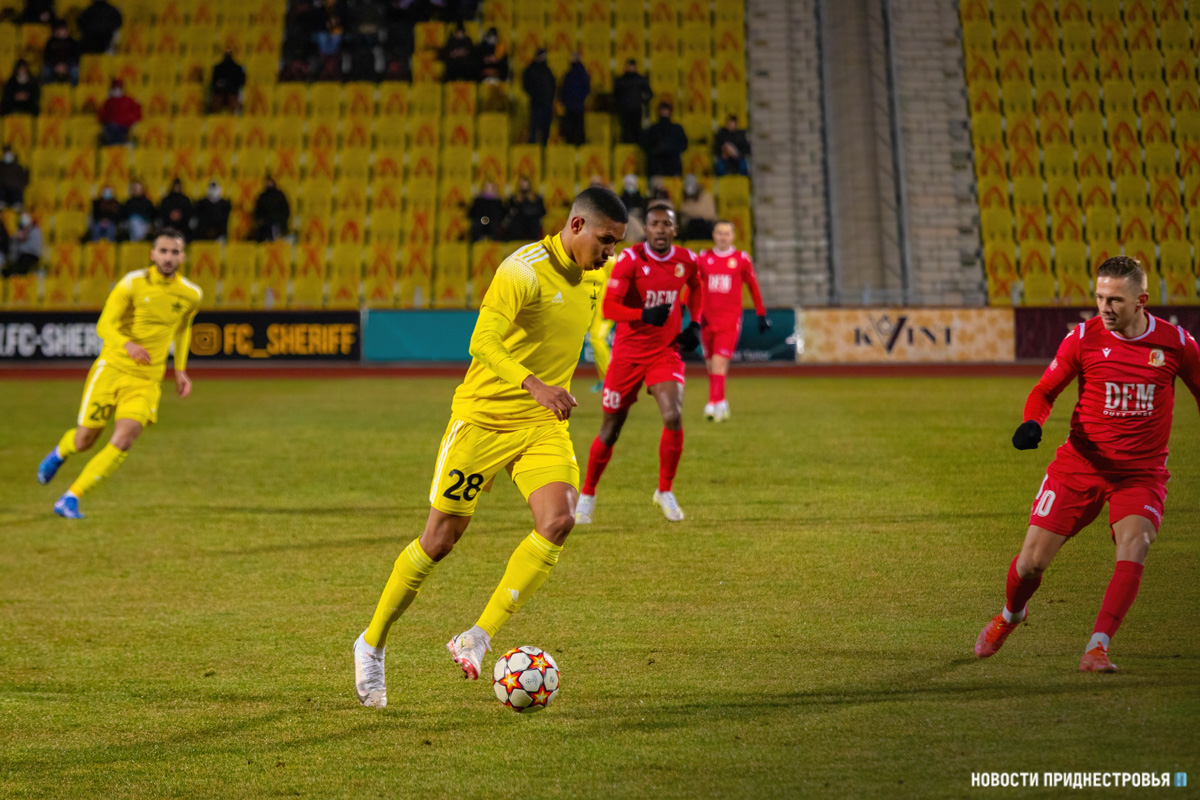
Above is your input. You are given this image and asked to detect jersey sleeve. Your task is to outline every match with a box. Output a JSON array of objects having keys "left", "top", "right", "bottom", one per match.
[
  {"left": 95, "top": 274, "right": 134, "bottom": 349},
  {"left": 684, "top": 258, "right": 703, "bottom": 322},
  {"left": 1178, "top": 328, "right": 1200, "bottom": 413},
  {"left": 740, "top": 254, "right": 766, "bottom": 316},
  {"left": 602, "top": 250, "right": 643, "bottom": 322},
  {"left": 467, "top": 306, "right": 534, "bottom": 388},
  {"left": 172, "top": 304, "right": 199, "bottom": 372},
  {"left": 1023, "top": 325, "right": 1083, "bottom": 424},
  {"left": 481, "top": 257, "right": 539, "bottom": 321}
]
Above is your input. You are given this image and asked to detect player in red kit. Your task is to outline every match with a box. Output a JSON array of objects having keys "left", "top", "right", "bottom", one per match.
[
  {"left": 975, "top": 257, "right": 1200, "bottom": 672},
  {"left": 697, "top": 220, "right": 769, "bottom": 422},
  {"left": 575, "top": 204, "right": 703, "bottom": 523}
]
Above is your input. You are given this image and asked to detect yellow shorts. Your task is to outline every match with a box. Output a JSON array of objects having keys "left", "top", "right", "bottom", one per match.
[
  {"left": 428, "top": 418, "right": 579, "bottom": 516},
  {"left": 76, "top": 358, "right": 161, "bottom": 429}
]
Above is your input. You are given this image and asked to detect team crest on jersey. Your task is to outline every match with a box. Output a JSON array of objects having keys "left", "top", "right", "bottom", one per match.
[
  {"left": 728, "top": 258, "right": 737, "bottom": 267},
  {"left": 675, "top": 264, "right": 685, "bottom": 277},
  {"left": 1149, "top": 348, "right": 1165, "bottom": 367}
]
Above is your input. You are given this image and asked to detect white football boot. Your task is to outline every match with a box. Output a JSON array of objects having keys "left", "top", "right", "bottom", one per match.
[
  {"left": 575, "top": 493, "right": 596, "bottom": 524},
  {"left": 704, "top": 402, "right": 716, "bottom": 421},
  {"left": 353, "top": 632, "right": 387, "bottom": 708},
  {"left": 447, "top": 625, "right": 491, "bottom": 680},
  {"left": 716, "top": 400, "right": 731, "bottom": 422},
  {"left": 653, "top": 490, "right": 685, "bottom": 522}
]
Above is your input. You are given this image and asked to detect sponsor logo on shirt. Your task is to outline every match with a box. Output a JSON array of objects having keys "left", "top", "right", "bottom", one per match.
[
  {"left": 552, "top": 291, "right": 564, "bottom": 304},
  {"left": 644, "top": 290, "right": 678, "bottom": 308},
  {"left": 708, "top": 274, "right": 732, "bottom": 293},
  {"left": 1102, "top": 347, "right": 1111, "bottom": 358},
  {"left": 1104, "top": 382, "right": 1155, "bottom": 416}
]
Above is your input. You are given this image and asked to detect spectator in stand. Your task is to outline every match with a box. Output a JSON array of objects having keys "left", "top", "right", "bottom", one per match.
[
  {"left": 439, "top": 24, "right": 477, "bottom": 82},
  {"left": 714, "top": 113, "right": 751, "bottom": 176},
  {"left": 77, "top": 0, "right": 123, "bottom": 55},
  {"left": 560, "top": 52, "right": 590, "bottom": 146},
  {"left": 619, "top": 173, "right": 645, "bottom": 217},
  {"left": 158, "top": 178, "right": 192, "bottom": 237},
  {"left": 98, "top": 79, "right": 141, "bottom": 144},
  {"left": 253, "top": 176, "right": 290, "bottom": 242},
  {"left": 613, "top": 58, "right": 652, "bottom": 145},
  {"left": 209, "top": 49, "right": 246, "bottom": 114},
  {"left": 121, "top": 180, "right": 155, "bottom": 242},
  {"left": 1, "top": 60, "right": 40, "bottom": 116},
  {"left": 194, "top": 181, "right": 231, "bottom": 241},
  {"left": 0, "top": 145, "right": 29, "bottom": 208},
  {"left": 315, "top": 14, "right": 344, "bottom": 80},
  {"left": 522, "top": 48, "right": 555, "bottom": 145},
  {"left": 468, "top": 181, "right": 504, "bottom": 242},
  {"left": 680, "top": 174, "right": 717, "bottom": 240},
  {"left": 0, "top": 216, "right": 10, "bottom": 273},
  {"left": 477, "top": 26, "right": 507, "bottom": 82},
  {"left": 19, "top": 0, "right": 54, "bottom": 24},
  {"left": 346, "top": 0, "right": 385, "bottom": 49},
  {"left": 8, "top": 212, "right": 42, "bottom": 274},
  {"left": 42, "top": 20, "right": 80, "bottom": 84},
  {"left": 642, "top": 102, "right": 688, "bottom": 178},
  {"left": 503, "top": 177, "right": 546, "bottom": 240},
  {"left": 89, "top": 185, "right": 122, "bottom": 241}
]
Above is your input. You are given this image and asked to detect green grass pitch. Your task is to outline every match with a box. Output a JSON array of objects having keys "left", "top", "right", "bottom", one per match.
[{"left": 1, "top": 374, "right": 1197, "bottom": 798}]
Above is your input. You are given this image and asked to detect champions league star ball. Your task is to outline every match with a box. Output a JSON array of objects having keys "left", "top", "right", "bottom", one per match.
[{"left": 492, "top": 646, "right": 560, "bottom": 713}]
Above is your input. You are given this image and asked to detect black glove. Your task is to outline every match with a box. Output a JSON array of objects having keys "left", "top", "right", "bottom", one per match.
[
  {"left": 757, "top": 314, "right": 771, "bottom": 334},
  {"left": 673, "top": 321, "right": 701, "bottom": 352},
  {"left": 1012, "top": 420, "right": 1042, "bottom": 450},
  {"left": 641, "top": 303, "right": 671, "bottom": 326}
]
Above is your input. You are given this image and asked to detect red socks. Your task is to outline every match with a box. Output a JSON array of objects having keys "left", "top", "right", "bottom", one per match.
[
  {"left": 582, "top": 437, "right": 612, "bottom": 496},
  {"left": 658, "top": 428, "right": 683, "bottom": 492},
  {"left": 1005, "top": 555, "right": 1042, "bottom": 619},
  {"left": 708, "top": 374, "right": 726, "bottom": 404},
  {"left": 1093, "top": 560, "right": 1144, "bottom": 638}
]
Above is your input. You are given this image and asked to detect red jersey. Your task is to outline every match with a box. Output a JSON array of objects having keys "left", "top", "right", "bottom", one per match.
[
  {"left": 604, "top": 244, "right": 703, "bottom": 361},
  {"left": 697, "top": 247, "right": 765, "bottom": 326},
  {"left": 1025, "top": 314, "right": 1200, "bottom": 473}
]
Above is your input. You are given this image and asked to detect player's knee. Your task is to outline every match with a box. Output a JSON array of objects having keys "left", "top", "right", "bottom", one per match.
[
  {"left": 540, "top": 512, "right": 574, "bottom": 540},
  {"left": 598, "top": 425, "right": 621, "bottom": 446},
  {"left": 1015, "top": 554, "right": 1048, "bottom": 579},
  {"left": 661, "top": 410, "right": 683, "bottom": 429}
]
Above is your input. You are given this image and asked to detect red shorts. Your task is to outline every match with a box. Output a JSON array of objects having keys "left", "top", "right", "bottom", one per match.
[
  {"left": 601, "top": 350, "right": 685, "bottom": 413},
  {"left": 1028, "top": 449, "right": 1169, "bottom": 537},
  {"left": 701, "top": 319, "right": 742, "bottom": 360}
]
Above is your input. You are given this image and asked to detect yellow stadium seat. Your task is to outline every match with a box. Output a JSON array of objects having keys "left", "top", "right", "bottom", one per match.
[
  {"left": 981, "top": 207, "right": 1015, "bottom": 244},
  {"left": 61, "top": 148, "right": 95, "bottom": 183},
  {"left": 117, "top": 241, "right": 151, "bottom": 276},
  {"left": 183, "top": 242, "right": 220, "bottom": 307},
  {"left": 341, "top": 116, "right": 372, "bottom": 150},
  {"left": 332, "top": 211, "right": 366, "bottom": 246},
  {"left": 175, "top": 85, "right": 206, "bottom": 116},
  {"left": 41, "top": 275, "right": 75, "bottom": 308},
  {"left": 363, "top": 239, "right": 399, "bottom": 308},
  {"left": 477, "top": 113, "right": 509, "bottom": 149},
  {"left": 508, "top": 144, "right": 542, "bottom": 188},
  {"left": 408, "top": 149, "right": 440, "bottom": 183},
  {"left": 398, "top": 244, "right": 434, "bottom": 309},
  {"left": 2, "top": 274, "right": 38, "bottom": 308},
  {"left": 237, "top": 118, "right": 271, "bottom": 151},
  {"left": 441, "top": 146, "right": 473, "bottom": 184},
  {"left": 254, "top": 241, "right": 290, "bottom": 308},
  {"left": 1018, "top": 240, "right": 1055, "bottom": 305},
  {"left": 58, "top": 181, "right": 91, "bottom": 213},
  {"left": 408, "top": 114, "right": 439, "bottom": 149},
  {"left": 310, "top": 83, "right": 340, "bottom": 119},
  {"left": 433, "top": 243, "right": 468, "bottom": 308},
  {"left": 327, "top": 243, "right": 364, "bottom": 309},
  {"left": 307, "top": 118, "right": 338, "bottom": 152},
  {"left": 410, "top": 82, "right": 442, "bottom": 116},
  {"left": 475, "top": 146, "right": 507, "bottom": 186},
  {"left": 241, "top": 82, "right": 273, "bottom": 117},
  {"left": 544, "top": 145, "right": 575, "bottom": 182},
  {"left": 1161, "top": 240, "right": 1199, "bottom": 303},
  {"left": 379, "top": 82, "right": 410, "bottom": 117},
  {"left": 47, "top": 241, "right": 83, "bottom": 280},
  {"left": 368, "top": 207, "right": 402, "bottom": 242},
  {"left": 291, "top": 242, "right": 326, "bottom": 308},
  {"left": 269, "top": 146, "right": 302, "bottom": 183},
  {"left": 442, "top": 115, "right": 475, "bottom": 149},
  {"left": 402, "top": 203, "right": 436, "bottom": 249},
  {"left": 1055, "top": 239, "right": 1092, "bottom": 303},
  {"left": 98, "top": 146, "right": 130, "bottom": 188},
  {"left": 276, "top": 84, "right": 308, "bottom": 117},
  {"left": 25, "top": 179, "right": 54, "bottom": 212},
  {"left": 40, "top": 84, "right": 71, "bottom": 117}
]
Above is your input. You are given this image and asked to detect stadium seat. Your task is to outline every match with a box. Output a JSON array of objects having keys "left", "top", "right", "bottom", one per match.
[
  {"left": 1055, "top": 239, "right": 1092, "bottom": 303},
  {"left": 328, "top": 243, "right": 364, "bottom": 309},
  {"left": 1161, "top": 240, "right": 1199, "bottom": 303},
  {"left": 433, "top": 243, "right": 468, "bottom": 308},
  {"left": 363, "top": 239, "right": 399, "bottom": 308},
  {"left": 291, "top": 242, "right": 327, "bottom": 308},
  {"left": 398, "top": 244, "right": 434, "bottom": 309},
  {"left": 469, "top": 240, "right": 504, "bottom": 307},
  {"left": 187, "top": 242, "right": 221, "bottom": 307}
]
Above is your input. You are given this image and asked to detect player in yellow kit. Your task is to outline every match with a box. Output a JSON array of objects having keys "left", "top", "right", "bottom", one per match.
[
  {"left": 36, "top": 229, "right": 201, "bottom": 519},
  {"left": 353, "top": 188, "right": 628, "bottom": 708}
]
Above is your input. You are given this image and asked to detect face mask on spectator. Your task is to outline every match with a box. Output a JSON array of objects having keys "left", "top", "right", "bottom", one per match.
[
  {"left": 3, "top": 152, "right": 13, "bottom": 164},
  {"left": 208, "top": 184, "right": 222, "bottom": 201},
  {"left": 102, "top": 188, "right": 114, "bottom": 199},
  {"left": 20, "top": 213, "right": 32, "bottom": 227}
]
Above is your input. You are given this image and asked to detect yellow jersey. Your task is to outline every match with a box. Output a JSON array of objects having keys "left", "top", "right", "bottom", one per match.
[
  {"left": 96, "top": 267, "right": 203, "bottom": 381},
  {"left": 450, "top": 234, "right": 598, "bottom": 430}
]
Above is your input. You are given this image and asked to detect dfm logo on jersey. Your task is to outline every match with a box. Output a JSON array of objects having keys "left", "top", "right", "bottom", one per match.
[
  {"left": 644, "top": 290, "right": 678, "bottom": 308},
  {"left": 1104, "top": 382, "right": 1155, "bottom": 416},
  {"left": 708, "top": 274, "right": 733, "bottom": 293}
]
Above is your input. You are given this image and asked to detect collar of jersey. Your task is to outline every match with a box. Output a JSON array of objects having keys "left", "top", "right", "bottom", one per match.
[
  {"left": 712, "top": 246, "right": 736, "bottom": 257},
  {"left": 644, "top": 244, "right": 676, "bottom": 262},
  {"left": 545, "top": 234, "right": 583, "bottom": 281},
  {"left": 145, "top": 267, "right": 177, "bottom": 286},
  {"left": 1106, "top": 313, "right": 1156, "bottom": 342}
]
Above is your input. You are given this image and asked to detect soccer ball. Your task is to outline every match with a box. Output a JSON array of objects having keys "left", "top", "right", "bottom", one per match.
[{"left": 492, "top": 646, "right": 560, "bottom": 713}]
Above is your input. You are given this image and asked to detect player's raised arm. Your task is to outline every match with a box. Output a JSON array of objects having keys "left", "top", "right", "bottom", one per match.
[
  {"left": 740, "top": 254, "right": 770, "bottom": 332},
  {"left": 1013, "top": 325, "right": 1083, "bottom": 449}
]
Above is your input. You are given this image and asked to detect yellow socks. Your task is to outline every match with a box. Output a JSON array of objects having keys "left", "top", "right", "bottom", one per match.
[
  {"left": 364, "top": 538, "right": 437, "bottom": 649},
  {"left": 57, "top": 428, "right": 79, "bottom": 458},
  {"left": 67, "top": 443, "right": 128, "bottom": 497},
  {"left": 476, "top": 531, "right": 563, "bottom": 639}
]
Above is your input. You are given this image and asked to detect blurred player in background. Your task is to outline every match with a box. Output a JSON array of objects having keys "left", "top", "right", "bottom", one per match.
[
  {"left": 353, "top": 188, "right": 628, "bottom": 708},
  {"left": 36, "top": 229, "right": 200, "bottom": 519},
  {"left": 975, "top": 256, "right": 1200, "bottom": 672},
  {"left": 576, "top": 204, "right": 702, "bottom": 524},
  {"left": 583, "top": 254, "right": 616, "bottom": 392},
  {"left": 697, "top": 220, "right": 769, "bottom": 422}
]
